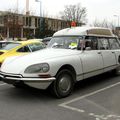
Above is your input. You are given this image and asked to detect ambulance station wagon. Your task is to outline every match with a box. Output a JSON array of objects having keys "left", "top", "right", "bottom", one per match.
[{"left": 0, "top": 26, "right": 120, "bottom": 98}]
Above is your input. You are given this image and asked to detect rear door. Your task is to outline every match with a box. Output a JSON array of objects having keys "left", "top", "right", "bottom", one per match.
[
  {"left": 108, "top": 38, "right": 120, "bottom": 65},
  {"left": 97, "top": 37, "right": 117, "bottom": 72}
]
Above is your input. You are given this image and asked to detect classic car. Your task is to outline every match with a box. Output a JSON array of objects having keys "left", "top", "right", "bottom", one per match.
[
  {"left": 0, "top": 39, "right": 46, "bottom": 66},
  {"left": 0, "top": 26, "right": 120, "bottom": 98}
]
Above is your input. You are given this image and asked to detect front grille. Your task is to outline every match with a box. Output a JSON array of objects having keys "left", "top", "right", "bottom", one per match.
[
  {"left": 0, "top": 72, "right": 22, "bottom": 78},
  {"left": 4, "top": 74, "right": 22, "bottom": 78},
  {"left": 0, "top": 72, "right": 23, "bottom": 84}
]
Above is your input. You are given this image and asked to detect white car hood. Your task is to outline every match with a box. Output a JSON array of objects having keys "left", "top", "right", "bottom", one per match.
[{"left": 1, "top": 48, "right": 80, "bottom": 74}]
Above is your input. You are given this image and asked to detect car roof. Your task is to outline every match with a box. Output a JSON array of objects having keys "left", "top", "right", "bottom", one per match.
[
  {"left": 0, "top": 41, "right": 13, "bottom": 43},
  {"left": 13, "top": 40, "right": 42, "bottom": 45},
  {"left": 43, "top": 37, "right": 52, "bottom": 41},
  {"left": 53, "top": 26, "right": 115, "bottom": 37}
]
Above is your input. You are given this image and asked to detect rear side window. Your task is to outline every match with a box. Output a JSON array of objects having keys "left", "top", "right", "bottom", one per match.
[
  {"left": 109, "top": 38, "right": 120, "bottom": 49},
  {"left": 17, "top": 46, "right": 30, "bottom": 52},
  {"left": 29, "top": 43, "right": 45, "bottom": 52},
  {"left": 83, "top": 36, "right": 119, "bottom": 50},
  {"left": 0, "top": 43, "right": 20, "bottom": 50},
  {"left": 85, "top": 36, "right": 98, "bottom": 50},
  {"left": 0, "top": 43, "right": 8, "bottom": 48},
  {"left": 97, "top": 38, "right": 110, "bottom": 50}
]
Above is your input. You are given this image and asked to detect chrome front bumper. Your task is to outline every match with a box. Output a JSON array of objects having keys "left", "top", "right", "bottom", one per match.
[{"left": 0, "top": 71, "right": 56, "bottom": 89}]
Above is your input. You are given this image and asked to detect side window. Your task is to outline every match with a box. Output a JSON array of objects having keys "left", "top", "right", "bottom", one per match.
[
  {"left": 17, "top": 46, "right": 30, "bottom": 52},
  {"left": 29, "top": 43, "right": 45, "bottom": 52},
  {"left": 1, "top": 43, "right": 7, "bottom": 48},
  {"left": 34, "top": 43, "right": 46, "bottom": 50},
  {"left": 28, "top": 44, "right": 37, "bottom": 52},
  {"left": 85, "top": 36, "right": 98, "bottom": 50},
  {"left": 98, "top": 38, "right": 110, "bottom": 50},
  {"left": 109, "top": 38, "right": 120, "bottom": 49}
]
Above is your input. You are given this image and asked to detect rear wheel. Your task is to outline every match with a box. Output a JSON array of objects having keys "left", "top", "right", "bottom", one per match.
[
  {"left": 113, "top": 65, "right": 120, "bottom": 75},
  {"left": 51, "top": 69, "right": 75, "bottom": 98}
]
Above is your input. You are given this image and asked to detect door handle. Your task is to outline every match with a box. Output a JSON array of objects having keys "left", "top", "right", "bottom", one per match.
[{"left": 112, "top": 51, "right": 115, "bottom": 53}]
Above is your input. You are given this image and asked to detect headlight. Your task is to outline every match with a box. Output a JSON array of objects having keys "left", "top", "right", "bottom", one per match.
[{"left": 24, "top": 63, "right": 49, "bottom": 74}]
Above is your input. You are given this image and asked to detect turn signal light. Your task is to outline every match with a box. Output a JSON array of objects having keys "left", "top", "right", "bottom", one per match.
[{"left": 38, "top": 74, "right": 51, "bottom": 78}]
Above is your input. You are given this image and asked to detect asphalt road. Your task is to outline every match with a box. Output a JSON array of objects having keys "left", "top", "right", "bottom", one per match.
[{"left": 0, "top": 73, "right": 120, "bottom": 120}]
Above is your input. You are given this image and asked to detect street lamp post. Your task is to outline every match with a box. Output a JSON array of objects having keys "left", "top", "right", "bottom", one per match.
[
  {"left": 17, "top": 0, "right": 18, "bottom": 13},
  {"left": 35, "top": 0, "right": 42, "bottom": 17},
  {"left": 114, "top": 15, "right": 119, "bottom": 27},
  {"left": 35, "top": 0, "right": 43, "bottom": 37}
]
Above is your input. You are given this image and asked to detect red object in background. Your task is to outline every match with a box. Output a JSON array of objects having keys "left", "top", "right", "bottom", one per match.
[{"left": 71, "top": 21, "right": 76, "bottom": 27}]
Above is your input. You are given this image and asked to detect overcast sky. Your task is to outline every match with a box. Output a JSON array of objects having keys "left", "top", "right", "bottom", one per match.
[{"left": 0, "top": 0, "right": 120, "bottom": 25}]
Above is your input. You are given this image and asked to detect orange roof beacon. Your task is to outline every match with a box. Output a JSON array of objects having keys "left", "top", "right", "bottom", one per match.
[{"left": 71, "top": 21, "right": 76, "bottom": 27}]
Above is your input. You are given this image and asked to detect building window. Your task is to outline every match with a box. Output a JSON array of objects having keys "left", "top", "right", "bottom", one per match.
[
  {"left": 35, "top": 18, "right": 37, "bottom": 27},
  {"left": 29, "top": 17, "right": 31, "bottom": 26},
  {"left": 26, "top": 17, "right": 29, "bottom": 26}
]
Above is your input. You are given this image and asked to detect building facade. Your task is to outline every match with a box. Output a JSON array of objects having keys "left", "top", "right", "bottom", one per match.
[{"left": 0, "top": 11, "right": 80, "bottom": 40}]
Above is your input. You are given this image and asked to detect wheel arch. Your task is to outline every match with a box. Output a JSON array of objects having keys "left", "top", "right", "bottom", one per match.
[{"left": 56, "top": 64, "right": 76, "bottom": 82}]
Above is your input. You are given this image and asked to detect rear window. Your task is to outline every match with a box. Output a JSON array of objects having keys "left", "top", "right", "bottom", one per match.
[{"left": 0, "top": 43, "right": 20, "bottom": 50}]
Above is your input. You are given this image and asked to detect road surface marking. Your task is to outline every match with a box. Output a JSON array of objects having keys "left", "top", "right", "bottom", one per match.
[
  {"left": 59, "top": 104, "right": 85, "bottom": 113},
  {"left": 59, "top": 81, "right": 120, "bottom": 119},
  {"left": 59, "top": 81, "right": 120, "bottom": 107}
]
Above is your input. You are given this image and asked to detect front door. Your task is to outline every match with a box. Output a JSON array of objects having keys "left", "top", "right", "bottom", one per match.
[
  {"left": 80, "top": 36, "right": 104, "bottom": 79},
  {"left": 80, "top": 50, "right": 104, "bottom": 79}
]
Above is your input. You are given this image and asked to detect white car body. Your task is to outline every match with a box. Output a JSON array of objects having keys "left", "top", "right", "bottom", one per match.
[{"left": 0, "top": 26, "right": 120, "bottom": 98}]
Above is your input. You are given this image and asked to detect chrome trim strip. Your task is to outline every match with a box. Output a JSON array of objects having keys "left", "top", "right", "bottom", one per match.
[
  {"left": 0, "top": 71, "right": 23, "bottom": 77},
  {"left": 5, "top": 76, "right": 56, "bottom": 82},
  {"left": 0, "top": 71, "right": 56, "bottom": 82},
  {"left": 77, "top": 64, "right": 117, "bottom": 77},
  {"left": 0, "top": 74, "right": 4, "bottom": 78}
]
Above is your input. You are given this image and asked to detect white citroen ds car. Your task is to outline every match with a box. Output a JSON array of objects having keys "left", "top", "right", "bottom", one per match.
[{"left": 0, "top": 26, "right": 120, "bottom": 98}]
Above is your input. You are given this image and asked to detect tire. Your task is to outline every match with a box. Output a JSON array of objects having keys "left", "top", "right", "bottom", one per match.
[
  {"left": 51, "top": 69, "right": 75, "bottom": 98},
  {"left": 13, "top": 82, "right": 26, "bottom": 88},
  {"left": 114, "top": 56, "right": 120, "bottom": 75},
  {"left": 113, "top": 65, "right": 120, "bottom": 75},
  {"left": 13, "top": 84, "right": 22, "bottom": 88}
]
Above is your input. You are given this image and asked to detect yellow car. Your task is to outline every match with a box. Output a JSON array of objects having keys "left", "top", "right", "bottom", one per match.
[{"left": 0, "top": 40, "right": 45, "bottom": 65}]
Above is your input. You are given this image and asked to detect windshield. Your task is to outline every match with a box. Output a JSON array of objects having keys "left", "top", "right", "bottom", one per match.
[
  {"left": 0, "top": 43, "right": 20, "bottom": 50},
  {"left": 48, "top": 37, "right": 83, "bottom": 49}
]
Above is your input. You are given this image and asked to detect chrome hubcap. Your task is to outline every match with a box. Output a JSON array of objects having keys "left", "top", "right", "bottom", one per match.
[{"left": 59, "top": 75, "right": 71, "bottom": 93}]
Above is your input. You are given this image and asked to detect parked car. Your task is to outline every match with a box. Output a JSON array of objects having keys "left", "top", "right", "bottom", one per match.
[
  {"left": 0, "top": 39, "right": 46, "bottom": 66},
  {"left": 42, "top": 37, "right": 52, "bottom": 45},
  {"left": 0, "top": 27, "right": 120, "bottom": 98}
]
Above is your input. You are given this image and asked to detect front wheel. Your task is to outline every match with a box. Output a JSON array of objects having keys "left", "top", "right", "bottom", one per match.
[
  {"left": 13, "top": 81, "right": 26, "bottom": 88},
  {"left": 51, "top": 69, "right": 75, "bottom": 98}
]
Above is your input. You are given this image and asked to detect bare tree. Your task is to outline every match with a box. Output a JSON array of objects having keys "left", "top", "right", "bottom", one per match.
[
  {"left": 91, "top": 19, "right": 120, "bottom": 36},
  {"left": 60, "top": 3, "right": 87, "bottom": 26},
  {"left": 92, "top": 19, "right": 115, "bottom": 29}
]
